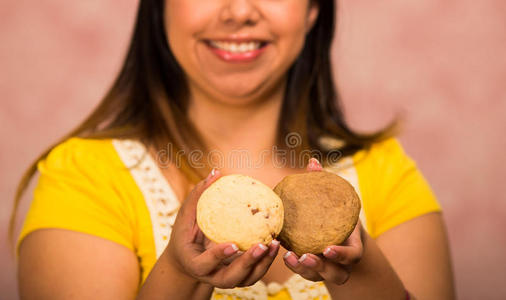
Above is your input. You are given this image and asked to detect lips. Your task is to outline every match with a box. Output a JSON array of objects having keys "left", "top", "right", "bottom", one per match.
[
  {"left": 204, "top": 40, "right": 270, "bottom": 63},
  {"left": 207, "top": 40, "right": 268, "bottom": 53}
]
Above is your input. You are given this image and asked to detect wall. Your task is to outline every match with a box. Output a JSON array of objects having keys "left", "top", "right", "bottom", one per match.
[{"left": 1, "top": 1, "right": 505, "bottom": 299}]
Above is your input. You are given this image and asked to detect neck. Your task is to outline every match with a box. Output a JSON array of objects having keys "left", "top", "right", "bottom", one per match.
[{"left": 187, "top": 83, "right": 285, "bottom": 163}]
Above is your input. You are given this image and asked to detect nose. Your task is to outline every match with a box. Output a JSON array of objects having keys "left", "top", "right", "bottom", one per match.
[{"left": 220, "top": 0, "right": 260, "bottom": 26}]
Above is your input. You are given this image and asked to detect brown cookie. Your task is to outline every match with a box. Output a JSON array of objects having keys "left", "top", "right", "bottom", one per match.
[{"left": 274, "top": 171, "right": 361, "bottom": 256}]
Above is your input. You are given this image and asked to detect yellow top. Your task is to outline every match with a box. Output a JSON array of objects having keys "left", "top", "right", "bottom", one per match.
[{"left": 18, "top": 137, "right": 441, "bottom": 300}]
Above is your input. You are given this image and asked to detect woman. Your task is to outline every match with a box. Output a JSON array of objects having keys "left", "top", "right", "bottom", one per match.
[{"left": 12, "top": 0, "right": 455, "bottom": 299}]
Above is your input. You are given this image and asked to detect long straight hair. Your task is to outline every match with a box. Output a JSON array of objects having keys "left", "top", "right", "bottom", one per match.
[{"left": 10, "top": 0, "right": 396, "bottom": 241}]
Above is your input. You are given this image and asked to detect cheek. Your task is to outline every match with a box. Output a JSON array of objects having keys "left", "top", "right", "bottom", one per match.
[
  {"left": 164, "top": 2, "right": 212, "bottom": 62},
  {"left": 268, "top": 7, "right": 311, "bottom": 64},
  {"left": 165, "top": 4, "right": 192, "bottom": 44}
]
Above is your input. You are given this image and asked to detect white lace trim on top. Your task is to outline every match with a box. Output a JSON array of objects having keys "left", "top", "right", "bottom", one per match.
[
  {"left": 112, "top": 139, "right": 180, "bottom": 258},
  {"left": 112, "top": 138, "right": 366, "bottom": 299}
]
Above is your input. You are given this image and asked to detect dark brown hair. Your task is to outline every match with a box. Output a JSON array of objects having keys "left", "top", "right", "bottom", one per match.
[{"left": 10, "top": 0, "right": 396, "bottom": 241}]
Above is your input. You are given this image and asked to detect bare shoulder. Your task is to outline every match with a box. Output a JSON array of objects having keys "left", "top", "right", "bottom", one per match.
[
  {"left": 19, "top": 229, "right": 140, "bottom": 300},
  {"left": 376, "top": 213, "right": 456, "bottom": 300}
]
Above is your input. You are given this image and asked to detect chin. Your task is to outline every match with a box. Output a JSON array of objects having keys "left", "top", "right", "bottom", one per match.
[
  {"left": 219, "top": 95, "right": 260, "bottom": 106},
  {"left": 211, "top": 83, "right": 268, "bottom": 104}
]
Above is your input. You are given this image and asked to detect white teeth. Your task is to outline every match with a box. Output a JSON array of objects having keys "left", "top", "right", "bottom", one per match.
[{"left": 209, "top": 41, "right": 262, "bottom": 53}]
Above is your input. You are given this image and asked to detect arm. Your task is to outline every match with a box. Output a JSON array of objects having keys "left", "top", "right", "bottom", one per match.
[
  {"left": 18, "top": 229, "right": 216, "bottom": 300},
  {"left": 135, "top": 248, "right": 212, "bottom": 300},
  {"left": 283, "top": 213, "right": 454, "bottom": 300},
  {"left": 137, "top": 168, "right": 280, "bottom": 299},
  {"left": 282, "top": 159, "right": 404, "bottom": 298},
  {"left": 324, "top": 224, "right": 407, "bottom": 299},
  {"left": 19, "top": 169, "right": 280, "bottom": 300},
  {"left": 18, "top": 229, "right": 140, "bottom": 300},
  {"left": 375, "top": 212, "right": 455, "bottom": 300},
  {"left": 284, "top": 158, "right": 455, "bottom": 299},
  {"left": 325, "top": 213, "right": 455, "bottom": 299},
  {"left": 283, "top": 222, "right": 406, "bottom": 300},
  {"left": 326, "top": 212, "right": 455, "bottom": 299}
]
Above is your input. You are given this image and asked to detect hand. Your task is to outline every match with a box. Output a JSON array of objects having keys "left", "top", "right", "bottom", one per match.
[
  {"left": 283, "top": 221, "right": 363, "bottom": 284},
  {"left": 165, "top": 169, "right": 280, "bottom": 289},
  {"left": 282, "top": 158, "right": 364, "bottom": 284}
]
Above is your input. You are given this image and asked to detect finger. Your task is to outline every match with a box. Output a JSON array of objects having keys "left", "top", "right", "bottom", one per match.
[
  {"left": 240, "top": 240, "right": 280, "bottom": 286},
  {"left": 222, "top": 250, "right": 244, "bottom": 266},
  {"left": 299, "top": 253, "right": 350, "bottom": 285},
  {"left": 283, "top": 251, "right": 322, "bottom": 281},
  {"left": 323, "top": 244, "right": 362, "bottom": 266},
  {"left": 180, "top": 168, "right": 221, "bottom": 217},
  {"left": 176, "top": 169, "right": 222, "bottom": 243},
  {"left": 306, "top": 158, "right": 323, "bottom": 172},
  {"left": 187, "top": 242, "right": 239, "bottom": 277},
  {"left": 214, "top": 243, "right": 269, "bottom": 288},
  {"left": 299, "top": 253, "right": 324, "bottom": 272},
  {"left": 342, "top": 222, "right": 363, "bottom": 248},
  {"left": 323, "top": 225, "right": 363, "bottom": 265}
]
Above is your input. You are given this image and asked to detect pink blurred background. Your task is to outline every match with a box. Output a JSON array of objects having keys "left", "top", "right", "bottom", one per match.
[{"left": 1, "top": 0, "right": 505, "bottom": 299}]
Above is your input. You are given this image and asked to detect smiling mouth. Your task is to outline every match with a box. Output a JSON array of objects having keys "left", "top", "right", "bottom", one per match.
[{"left": 205, "top": 40, "right": 269, "bottom": 54}]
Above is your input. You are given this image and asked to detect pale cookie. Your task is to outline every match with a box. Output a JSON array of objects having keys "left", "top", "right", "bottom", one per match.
[
  {"left": 197, "top": 174, "right": 284, "bottom": 251},
  {"left": 274, "top": 171, "right": 361, "bottom": 256}
]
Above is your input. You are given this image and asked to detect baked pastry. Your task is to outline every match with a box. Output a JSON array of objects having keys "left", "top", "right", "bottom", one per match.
[
  {"left": 274, "top": 171, "right": 361, "bottom": 255},
  {"left": 197, "top": 174, "right": 284, "bottom": 250}
]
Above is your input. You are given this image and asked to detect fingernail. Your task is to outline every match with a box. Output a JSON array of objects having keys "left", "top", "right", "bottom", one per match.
[
  {"left": 284, "top": 251, "right": 299, "bottom": 267},
  {"left": 309, "top": 157, "right": 322, "bottom": 167},
  {"left": 252, "top": 244, "right": 268, "bottom": 258},
  {"left": 270, "top": 239, "right": 280, "bottom": 247},
  {"left": 324, "top": 247, "right": 338, "bottom": 259},
  {"left": 309, "top": 157, "right": 321, "bottom": 165},
  {"left": 205, "top": 168, "right": 216, "bottom": 183},
  {"left": 299, "top": 254, "right": 317, "bottom": 267},
  {"left": 269, "top": 240, "right": 280, "bottom": 257},
  {"left": 224, "top": 244, "right": 238, "bottom": 256}
]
